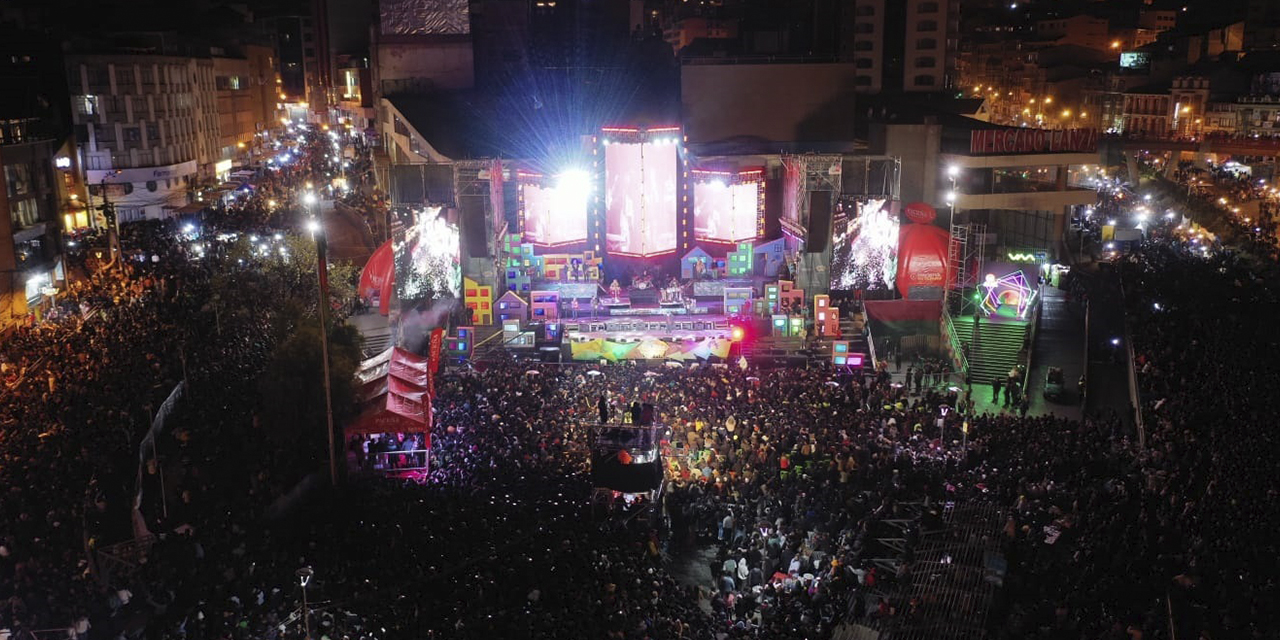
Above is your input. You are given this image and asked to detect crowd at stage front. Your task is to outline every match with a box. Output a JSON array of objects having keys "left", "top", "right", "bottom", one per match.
[{"left": 2, "top": 135, "right": 1276, "bottom": 640}]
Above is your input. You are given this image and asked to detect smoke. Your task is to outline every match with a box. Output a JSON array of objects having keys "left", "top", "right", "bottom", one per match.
[{"left": 397, "top": 297, "right": 459, "bottom": 354}]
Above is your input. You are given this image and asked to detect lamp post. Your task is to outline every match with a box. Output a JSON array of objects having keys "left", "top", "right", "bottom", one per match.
[
  {"left": 296, "top": 567, "right": 314, "bottom": 640},
  {"left": 305, "top": 193, "right": 339, "bottom": 486}
]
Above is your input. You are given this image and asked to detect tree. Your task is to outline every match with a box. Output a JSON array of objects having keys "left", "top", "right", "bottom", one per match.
[{"left": 257, "top": 320, "right": 363, "bottom": 469}]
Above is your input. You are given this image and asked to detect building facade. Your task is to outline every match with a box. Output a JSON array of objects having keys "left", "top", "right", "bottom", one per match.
[
  {"left": 849, "top": 0, "right": 959, "bottom": 93},
  {"left": 213, "top": 44, "right": 278, "bottom": 166},
  {"left": 67, "top": 54, "right": 221, "bottom": 221}
]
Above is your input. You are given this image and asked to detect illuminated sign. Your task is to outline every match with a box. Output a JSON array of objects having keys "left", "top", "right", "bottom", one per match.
[
  {"left": 969, "top": 128, "right": 1099, "bottom": 155},
  {"left": 1120, "top": 52, "right": 1150, "bottom": 70}
]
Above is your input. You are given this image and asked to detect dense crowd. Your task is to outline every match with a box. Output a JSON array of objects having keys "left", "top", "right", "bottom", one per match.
[{"left": 4, "top": 128, "right": 1276, "bottom": 640}]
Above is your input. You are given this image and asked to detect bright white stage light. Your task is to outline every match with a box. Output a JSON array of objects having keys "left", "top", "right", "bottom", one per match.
[{"left": 556, "top": 169, "right": 592, "bottom": 197}]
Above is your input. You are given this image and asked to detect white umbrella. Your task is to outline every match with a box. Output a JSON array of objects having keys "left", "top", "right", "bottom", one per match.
[
  {"left": 525, "top": 370, "right": 541, "bottom": 375},
  {"left": 644, "top": 371, "right": 660, "bottom": 377},
  {"left": 587, "top": 370, "right": 603, "bottom": 376}
]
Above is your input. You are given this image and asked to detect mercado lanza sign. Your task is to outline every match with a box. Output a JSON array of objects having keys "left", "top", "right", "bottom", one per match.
[{"left": 969, "top": 128, "right": 1099, "bottom": 156}]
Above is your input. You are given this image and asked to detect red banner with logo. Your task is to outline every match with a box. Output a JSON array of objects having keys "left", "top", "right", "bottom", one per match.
[{"left": 428, "top": 327, "right": 444, "bottom": 375}]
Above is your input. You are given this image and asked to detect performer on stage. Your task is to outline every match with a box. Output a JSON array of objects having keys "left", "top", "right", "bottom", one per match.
[{"left": 610, "top": 279, "right": 622, "bottom": 302}]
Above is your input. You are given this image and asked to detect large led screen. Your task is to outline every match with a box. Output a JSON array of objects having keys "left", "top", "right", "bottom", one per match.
[
  {"left": 394, "top": 207, "right": 462, "bottom": 301},
  {"left": 694, "top": 181, "right": 759, "bottom": 243},
  {"left": 605, "top": 141, "right": 678, "bottom": 256},
  {"left": 522, "top": 180, "right": 588, "bottom": 246},
  {"left": 831, "top": 198, "right": 899, "bottom": 292}
]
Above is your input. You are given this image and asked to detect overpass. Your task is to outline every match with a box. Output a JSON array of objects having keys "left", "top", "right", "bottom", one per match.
[{"left": 1105, "top": 134, "right": 1280, "bottom": 159}]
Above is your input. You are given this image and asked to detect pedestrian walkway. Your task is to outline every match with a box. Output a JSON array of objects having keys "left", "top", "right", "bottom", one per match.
[{"left": 1023, "top": 285, "right": 1085, "bottom": 420}]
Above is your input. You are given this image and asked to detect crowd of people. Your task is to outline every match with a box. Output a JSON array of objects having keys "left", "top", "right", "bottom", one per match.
[{"left": 4, "top": 124, "right": 1276, "bottom": 640}]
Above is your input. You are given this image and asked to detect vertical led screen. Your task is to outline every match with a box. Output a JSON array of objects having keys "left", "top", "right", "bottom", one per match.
[
  {"left": 830, "top": 198, "right": 899, "bottom": 292},
  {"left": 394, "top": 206, "right": 462, "bottom": 301},
  {"left": 693, "top": 178, "right": 760, "bottom": 243},
  {"left": 521, "top": 179, "right": 589, "bottom": 246},
  {"left": 605, "top": 140, "right": 678, "bottom": 256}
]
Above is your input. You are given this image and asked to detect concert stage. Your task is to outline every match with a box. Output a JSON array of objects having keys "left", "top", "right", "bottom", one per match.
[{"left": 562, "top": 312, "right": 735, "bottom": 362}]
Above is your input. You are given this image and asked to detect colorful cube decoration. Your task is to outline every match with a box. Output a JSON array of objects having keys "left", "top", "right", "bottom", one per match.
[
  {"left": 727, "top": 241, "right": 754, "bottom": 277},
  {"left": 814, "top": 294, "right": 839, "bottom": 337},
  {"left": 681, "top": 247, "right": 714, "bottom": 280},
  {"left": 831, "top": 340, "right": 849, "bottom": 366},
  {"left": 530, "top": 290, "right": 560, "bottom": 321},
  {"left": 723, "top": 287, "right": 753, "bottom": 315},
  {"left": 463, "top": 278, "right": 493, "bottom": 325},
  {"left": 497, "top": 290, "right": 529, "bottom": 325},
  {"left": 445, "top": 326, "right": 474, "bottom": 361},
  {"left": 765, "top": 280, "right": 804, "bottom": 313}
]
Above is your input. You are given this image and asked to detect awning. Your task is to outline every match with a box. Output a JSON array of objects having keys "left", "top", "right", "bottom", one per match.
[{"left": 168, "top": 202, "right": 208, "bottom": 215}]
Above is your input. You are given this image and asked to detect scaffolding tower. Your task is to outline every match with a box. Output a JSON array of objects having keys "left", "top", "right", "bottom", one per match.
[{"left": 947, "top": 221, "right": 986, "bottom": 317}]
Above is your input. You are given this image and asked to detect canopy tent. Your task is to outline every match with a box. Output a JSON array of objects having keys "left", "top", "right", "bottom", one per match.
[{"left": 347, "top": 397, "right": 432, "bottom": 437}]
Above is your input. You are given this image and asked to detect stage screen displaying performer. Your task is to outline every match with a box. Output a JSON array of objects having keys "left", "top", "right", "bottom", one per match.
[
  {"left": 830, "top": 198, "right": 899, "bottom": 292},
  {"left": 521, "top": 180, "right": 589, "bottom": 246},
  {"left": 605, "top": 140, "right": 678, "bottom": 256},
  {"left": 693, "top": 179, "right": 760, "bottom": 243},
  {"left": 393, "top": 206, "right": 462, "bottom": 301}
]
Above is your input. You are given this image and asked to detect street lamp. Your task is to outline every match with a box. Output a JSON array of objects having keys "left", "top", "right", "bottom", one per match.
[
  {"left": 304, "top": 194, "right": 338, "bottom": 487},
  {"left": 296, "top": 567, "right": 314, "bottom": 639}
]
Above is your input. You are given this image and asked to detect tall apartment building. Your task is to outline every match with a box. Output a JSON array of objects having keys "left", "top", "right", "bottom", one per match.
[
  {"left": 1, "top": 29, "right": 78, "bottom": 326},
  {"left": 213, "top": 44, "right": 279, "bottom": 164},
  {"left": 1245, "top": 0, "right": 1280, "bottom": 52},
  {"left": 846, "top": 0, "right": 959, "bottom": 93},
  {"left": 67, "top": 53, "right": 221, "bottom": 221}
]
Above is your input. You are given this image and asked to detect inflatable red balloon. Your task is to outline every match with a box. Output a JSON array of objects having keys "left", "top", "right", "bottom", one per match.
[{"left": 896, "top": 202, "right": 952, "bottom": 298}]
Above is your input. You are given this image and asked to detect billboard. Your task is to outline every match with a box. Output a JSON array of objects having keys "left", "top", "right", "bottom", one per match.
[
  {"left": 830, "top": 198, "right": 899, "bottom": 292},
  {"left": 605, "top": 140, "right": 678, "bottom": 256},
  {"left": 521, "top": 179, "right": 589, "bottom": 246},
  {"left": 693, "top": 174, "right": 761, "bottom": 243},
  {"left": 394, "top": 207, "right": 462, "bottom": 301}
]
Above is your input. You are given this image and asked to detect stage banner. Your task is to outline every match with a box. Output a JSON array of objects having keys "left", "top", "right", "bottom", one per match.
[
  {"left": 571, "top": 339, "right": 605, "bottom": 361},
  {"left": 428, "top": 327, "right": 444, "bottom": 375},
  {"left": 603, "top": 341, "right": 638, "bottom": 362}
]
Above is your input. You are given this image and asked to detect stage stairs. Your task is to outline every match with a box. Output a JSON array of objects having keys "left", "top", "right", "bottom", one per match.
[
  {"left": 949, "top": 316, "right": 1029, "bottom": 387},
  {"left": 468, "top": 325, "right": 506, "bottom": 361}
]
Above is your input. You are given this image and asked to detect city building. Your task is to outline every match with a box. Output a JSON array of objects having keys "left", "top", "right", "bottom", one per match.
[
  {"left": 270, "top": 15, "right": 326, "bottom": 120},
  {"left": 862, "top": 97, "right": 1098, "bottom": 255},
  {"left": 66, "top": 51, "right": 221, "bottom": 221},
  {"left": 1035, "top": 14, "right": 1110, "bottom": 54},
  {"left": 664, "top": 17, "right": 739, "bottom": 54},
  {"left": 1122, "top": 86, "right": 1172, "bottom": 137},
  {"left": 335, "top": 55, "right": 375, "bottom": 133},
  {"left": 1, "top": 29, "right": 78, "bottom": 326},
  {"left": 213, "top": 44, "right": 279, "bottom": 166},
  {"left": 848, "top": 0, "right": 960, "bottom": 94},
  {"left": 373, "top": 0, "right": 476, "bottom": 96},
  {"left": 1245, "top": 0, "right": 1280, "bottom": 52}
]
